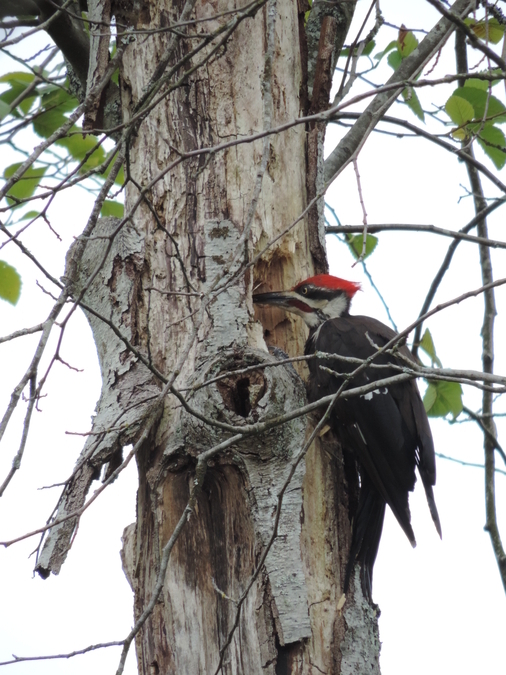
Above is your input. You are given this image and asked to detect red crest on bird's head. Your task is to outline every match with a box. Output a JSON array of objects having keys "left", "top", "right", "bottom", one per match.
[{"left": 293, "top": 274, "right": 361, "bottom": 297}]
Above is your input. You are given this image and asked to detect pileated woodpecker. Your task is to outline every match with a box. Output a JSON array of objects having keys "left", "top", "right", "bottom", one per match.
[{"left": 254, "top": 274, "right": 441, "bottom": 599}]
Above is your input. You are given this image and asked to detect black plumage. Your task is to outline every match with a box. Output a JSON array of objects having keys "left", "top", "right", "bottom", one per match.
[
  {"left": 306, "top": 315, "right": 441, "bottom": 598},
  {"left": 254, "top": 274, "right": 442, "bottom": 601}
]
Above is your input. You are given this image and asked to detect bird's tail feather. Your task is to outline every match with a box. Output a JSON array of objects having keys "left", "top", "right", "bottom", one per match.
[
  {"left": 344, "top": 476, "right": 386, "bottom": 601},
  {"left": 420, "top": 474, "right": 442, "bottom": 538}
]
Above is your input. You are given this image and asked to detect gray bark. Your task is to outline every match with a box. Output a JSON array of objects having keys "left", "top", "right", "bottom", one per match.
[{"left": 37, "top": 0, "right": 382, "bottom": 671}]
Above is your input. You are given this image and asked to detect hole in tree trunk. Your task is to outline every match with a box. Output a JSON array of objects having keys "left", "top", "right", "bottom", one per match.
[
  {"left": 216, "top": 370, "right": 265, "bottom": 419},
  {"left": 275, "top": 640, "right": 303, "bottom": 675},
  {"left": 233, "top": 377, "right": 251, "bottom": 417}
]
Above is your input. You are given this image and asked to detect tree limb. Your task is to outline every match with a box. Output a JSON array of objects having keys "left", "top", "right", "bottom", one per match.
[{"left": 323, "top": 0, "right": 476, "bottom": 183}]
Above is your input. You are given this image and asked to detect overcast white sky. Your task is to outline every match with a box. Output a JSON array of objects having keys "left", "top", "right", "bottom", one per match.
[{"left": 0, "top": 1, "right": 505, "bottom": 674}]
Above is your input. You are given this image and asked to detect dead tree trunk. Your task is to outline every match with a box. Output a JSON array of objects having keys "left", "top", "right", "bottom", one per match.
[
  {"left": 38, "top": 0, "right": 381, "bottom": 671},
  {"left": 116, "top": 0, "right": 381, "bottom": 672}
]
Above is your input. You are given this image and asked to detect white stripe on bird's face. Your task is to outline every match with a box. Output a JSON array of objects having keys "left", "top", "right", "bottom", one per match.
[
  {"left": 297, "top": 293, "right": 349, "bottom": 327},
  {"left": 321, "top": 293, "right": 349, "bottom": 320}
]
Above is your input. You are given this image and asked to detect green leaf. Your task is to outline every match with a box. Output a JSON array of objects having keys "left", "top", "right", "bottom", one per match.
[
  {"left": 0, "top": 72, "right": 34, "bottom": 85},
  {"left": 33, "top": 108, "right": 68, "bottom": 138},
  {"left": 477, "top": 125, "right": 506, "bottom": 169},
  {"left": 402, "top": 87, "right": 424, "bottom": 121},
  {"left": 488, "top": 69, "right": 505, "bottom": 88},
  {"left": 0, "top": 99, "right": 10, "bottom": 121},
  {"left": 451, "top": 127, "right": 469, "bottom": 141},
  {"left": 20, "top": 210, "right": 40, "bottom": 220},
  {"left": 55, "top": 131, "right": 96, "bottom": 160},
  {"left": 114, "top": 164, "right": 125, "bottom": 185},
  {"left": 374, "top": 40, "right": 397, "bottom": 61},
  {"left": 452, "top": 86, "right": 506, "bottom": 124},
  {"left": 80, "top": 145, "right": 106, "bottom": 172},
  {"left": 100, "top": 200, "right": 124, "bottom": 217},
  {"left": 465, "top": 17, "right": 505, "bottom": 44},
  {"left": 423, "top": 380, "right": 437, "bottom": 412},
  {"left": 3, "top": 163, "right": 47, "bottom": 205},
  {"left": 341, "top": 40, "right": 376, "bottom": 58},
  {"left": 346, "top": 234, "right": 378, "bottom": 260},
  {"left": 0, "top": 88, "right": 26, "bottom": 115},
  {"left": 102, "top": 154, "right": 125, "bottom": 185},
  {"left": 0, "top": 260, "right": 21, "bottom": 305},
  {"left": 419, "top": 328, "right": 442, "bottom": 367},
  {"left": 423, "top": 380, "right": 463, "bottom": 418},
  {"left": 362, "top": 40, "right": 375, "bottom": 56},
  {"left": 0, "top": 91, "right": 20, "bottom": 118},
  {"left": 55, "top": 132, "right": 106, "bottom": 172},
  {"left": 398, "top": 30, "right": 418, "bottom": 58},
  {"left": 81, "top": 9, "right": 90, "bottom": 34},
  {"left": 464, "top": 77, "right": 489, "bottom": 91},
  {"left": 0, "top": 72, "right": 37, "bottom": 117},
  {"left": 19, "top": 95, "right": 37, "bottom": 114},
  {"left": 41, "top": 86, "right": 79, "bottom": 113},
  {"left": 387, "top": 50, "right": 402, "bottom": 71},
  {"left": 445, "top": 94, "right": 475, "bottom": 126}
]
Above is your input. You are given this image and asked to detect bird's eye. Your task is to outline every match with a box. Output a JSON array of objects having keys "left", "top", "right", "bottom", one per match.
[{"left": 301, "top": 287, "right": 308, "bottom": 295}]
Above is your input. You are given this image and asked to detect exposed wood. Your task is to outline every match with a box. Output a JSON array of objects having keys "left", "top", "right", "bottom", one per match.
[
  {"left": 36, "top": 0, "right": 383, "bottom": 670},
  {"left": 116, "top": 0, "right": 380, "bottom": 668},
  {"left": 83, "top": 0, "right": 112, "bottom": 130},
  {"left": 304, "top": 2, "right": 356, "bottom": 275},
  {"left": 117, "top": 0, "right": 322, "bottom": 670},
  {"left": 36, "top": 217, "right": 161, "bottom": 577}
]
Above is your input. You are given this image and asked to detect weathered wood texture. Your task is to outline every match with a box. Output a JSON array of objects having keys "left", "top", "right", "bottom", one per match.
[
  {"left": 115, "top": 0, "right": 381, "bottom": 671},
  {"left": 304, "top": 1, "right": 356, "bottom": 276},
  {"left": 36, "top": 217, "right": 159, "bottom": 577},
  {"left": 115, "top": 0, "right": 321, "bottom": 669},
  {"left": 41, "top": 0, "right": 380, "bottom": 671}
]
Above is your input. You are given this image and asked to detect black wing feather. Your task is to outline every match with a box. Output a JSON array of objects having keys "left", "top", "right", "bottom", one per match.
[{"left": 307, "top": 315, "right": 441, "bottom": 598}]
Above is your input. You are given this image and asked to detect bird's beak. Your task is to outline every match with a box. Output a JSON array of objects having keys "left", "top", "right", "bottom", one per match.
[{"left": 253, "top": 289, "right": 300, "bottom": 312}]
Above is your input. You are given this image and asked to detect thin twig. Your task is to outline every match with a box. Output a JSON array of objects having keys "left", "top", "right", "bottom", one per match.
[
  {"left": 436, "top": 452, "right": 506, "bottom": 476},
  {"left": 352, "top": 158, "right": 368, "bottom": 263},
  {"left": 0, "top": 641, "right": 123, "bottom": 666},
  {"left": 0, "top": 323, "right": 45, "bottom": 345},
  {"left": 326, "top": 222, "right": 506, "bottom": 250},
  {"left": 456, "top": 31, "right": 506, "bottom": 592}
]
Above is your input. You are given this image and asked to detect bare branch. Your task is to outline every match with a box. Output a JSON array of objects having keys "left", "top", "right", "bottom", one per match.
[
  {"left": 0, "top": 292, "right": 68, "bottom": 450},
  {"left": 436, "top": 452, "right": 506, "bottom": 477},
  {"left": 463, "top": 406, "right": 506, "bottom": 466},
  {"left": 428, "top": 0, "right": 506, "bottom": 70},
  {"left": 326, "top": 222, "right": 506, "bottom": 249},
  {"left": 412, "top": 196, "right": 506, "bottom": 358},
  {"left": 323, "top": 0, "right": 477, "bottom": 183},
  {"left": 455, "top": 31, "right": 506, "bottom": 592},
  {"left": 332, "top": 112, "right": 506, "bottom": 195},
  {"left": 0, "top": 641, "right": 123, "bottom": 667},
  {"left": 0, "top": 323, "right": 44, "bottom": 345},
  {"left": 0, "top": 375, "right": 36, "bottom": 496}
]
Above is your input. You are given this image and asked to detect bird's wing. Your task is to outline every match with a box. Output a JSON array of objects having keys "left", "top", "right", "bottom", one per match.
[
  {"left": 310, "top": 315, "right": 439, "bottom": 544},
  {"left": 393, "top": 343, "right": 442, "bottom": 537},
  {"left": 408, "top": 385, "right": 442, "bottom": 537}
]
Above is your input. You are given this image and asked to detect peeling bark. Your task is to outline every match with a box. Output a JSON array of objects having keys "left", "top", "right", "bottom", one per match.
[
  {"left": 36, "top": 0, "right": 382, "bottom": 671},
  {"left": 83, "top": 0, "right": 112, "bottom": 130},
  {"left": 36, "top": 217, "right": 161, "bottom": 577},
  {"left": 116, "top": 0, "right": 325, "bottom": 669},
  {"left": 305, "top": 2, "right": 356, "bottom": 275}
]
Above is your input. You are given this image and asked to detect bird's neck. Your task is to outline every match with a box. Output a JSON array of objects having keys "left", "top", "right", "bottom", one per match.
[
  {"left": 304, "top": 297, "right": 351, "bottom": 329},
  {"left": 305, "top": 308, "right": 350, "bottom": 354},
  {"left": 322, "top": 293, "right": 352, "bottom": 320}
]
